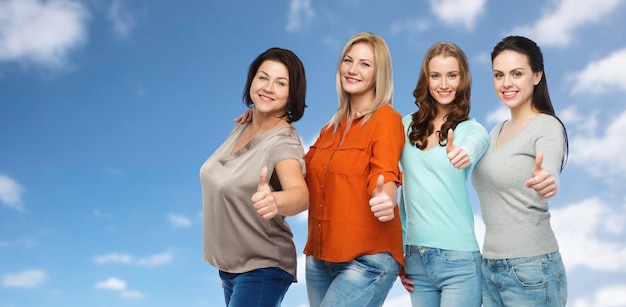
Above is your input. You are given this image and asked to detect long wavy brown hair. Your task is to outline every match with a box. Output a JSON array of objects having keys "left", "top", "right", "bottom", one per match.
[{"left": 408, "top": 42, "right": 471, "bottom": 149}]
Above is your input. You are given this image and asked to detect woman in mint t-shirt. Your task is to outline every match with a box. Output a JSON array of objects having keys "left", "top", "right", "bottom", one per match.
[{"left": 398, "top": 42, "right": 488, "bottom": 307}]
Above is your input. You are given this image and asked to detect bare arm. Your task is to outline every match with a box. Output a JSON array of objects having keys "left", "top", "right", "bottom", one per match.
[{"left": 251, "top": 159, "right": 309, "bottom": 219}]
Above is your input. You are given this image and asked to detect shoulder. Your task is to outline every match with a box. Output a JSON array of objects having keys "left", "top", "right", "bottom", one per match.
[
  {"left": 529, "top": 114, "right": 563, "bottom": 134},
  {"left": 457, "top": 118, "right": 485, "bottom": 129},
  {"left": 373, "top": 104, "right": 402, "bottom": 120},
  {"left": 402, "top": 113, "right": 413, "bottom": 125}
]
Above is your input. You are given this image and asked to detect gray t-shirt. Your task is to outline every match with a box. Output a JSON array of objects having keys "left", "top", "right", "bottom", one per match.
[
  {"left": 472, "top": 114, "right": 564, "bottom": 259},
  {"left": 200, "top": 122, "right": 305, "bottom": 280}
]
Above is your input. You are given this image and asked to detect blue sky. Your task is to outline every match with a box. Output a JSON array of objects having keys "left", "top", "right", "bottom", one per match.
[{"left": 1, "top": 0, "right": 626, "bottom": 306}]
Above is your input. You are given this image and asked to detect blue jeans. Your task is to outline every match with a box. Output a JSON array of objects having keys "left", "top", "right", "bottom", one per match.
[
  {"left": 305, "top": 253, "right": 400, "bottom": 307},
  {"left": 219, "top": 267, "right": 294, "bottom": 307},
  {"left": 482, "top": 251, "right": 567, "bottom": 307},
  {"left": 404, "top": 245, "right": 482, "bottom": 307}
]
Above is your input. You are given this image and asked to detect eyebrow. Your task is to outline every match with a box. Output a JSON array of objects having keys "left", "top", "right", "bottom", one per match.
[
  {"left": 258, "top": 70, "right": 289, "bottom": 81},
  {"left": 345, "top": 54, "right": 373, "bottom": 63}
]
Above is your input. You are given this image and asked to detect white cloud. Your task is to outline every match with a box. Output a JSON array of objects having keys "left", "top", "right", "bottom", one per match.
[
  {"left": 93, "top": 253, "right": 133, "bottom": 265},
  {"left": 136, "top": 251, "right": 173, "bottom": 267},
  {"left": 0, "top": 0, "right": 89, "bottom": 69},
  {"left": 108, "top": 0, "right": 134, "bottom": 38},
  {"left": 93, "top": 250, "right": 173, "bottom": 267},
  {"left": 95, "top": 277, "right": 145, "bottom": 299},
  {"left": 168, "top": 213, "right": 192, "bottom": 228},
  {"left": 552, "top": 197, "right": 626, "bottom": 272},
  {"left": 428, "top": 0, "right": 486, "bottom": 30},
  {"left": 511, "top": 0, "right": 623, "bottom": 47},
  {"left": 95, "top": 277, "right": 126, "bottom": 290},
  {"left": 2, "top": 270, "right": 47, "bottom": 288},
  {"left": 286, "top": 0, "right": 314, "bottom": 32},
  {"left": 0, "top": 174, "right": 23, "bottom": 211},
  {"left": 569, "top": 110, "right": 626, "bottom": 178},
  {"left": 383, "top": 294, "right": 412, "bottom": 307},
  {"left": 569, "top": 48, "right": 626, "bottom": 95},
  {"left": 571, "top": 284, "right": 626, "bottom": 307},
  {"left": 483, "top": 106, "right": 509, "bottom": 125},
  {"left": 121, "top": 290, "right": 144, "bottom": 299}
]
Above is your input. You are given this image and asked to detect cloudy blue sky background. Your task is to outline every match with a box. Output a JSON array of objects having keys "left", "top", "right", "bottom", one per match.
[{"left": 1, "top": 0, "right": 626, "bottom": 306}]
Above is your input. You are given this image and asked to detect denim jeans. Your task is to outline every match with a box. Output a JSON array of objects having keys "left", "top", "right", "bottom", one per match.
[
  {"left": 404, "top": 245, "right": 482, "bottom": 307},
  {"left": 482, "top": 251, "right": 567, "bottom": 307},
  {"left": 305, "top": 253, "right": 400, "bottom": 307},
  {"left": 218, "top": 267, "right": 294, "bottom": 307}
]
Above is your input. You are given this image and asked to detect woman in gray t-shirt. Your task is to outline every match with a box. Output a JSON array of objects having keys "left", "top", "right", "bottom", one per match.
[
  {"left": 472, "top": 36, "right": 569, "bottom": 307},
  {"left": 200, "top": 47, "right": 309, "bottom": 307}
]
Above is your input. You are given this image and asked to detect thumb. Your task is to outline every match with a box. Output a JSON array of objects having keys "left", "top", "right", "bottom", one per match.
[
  {"left": 533, "top": 152, "right": 544, "bottom": 176},
  {"left": 258, "top": 166, "right": 269, "bottom": 192},
  {"left": 446, "top": 129, "right": 455, "bottom": 153},
  {"left": 374, "top": 174, "right": 384, "bottom": 195}
]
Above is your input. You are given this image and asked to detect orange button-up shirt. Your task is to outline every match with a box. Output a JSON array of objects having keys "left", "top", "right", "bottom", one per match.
[{"left": 303, "top": 104, "right": 405, "bottom": 267}]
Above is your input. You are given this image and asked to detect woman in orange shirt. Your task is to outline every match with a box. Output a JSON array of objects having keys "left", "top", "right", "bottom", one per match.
[{"left": 303, "top": 32, "right": 405, "bottom": 307}]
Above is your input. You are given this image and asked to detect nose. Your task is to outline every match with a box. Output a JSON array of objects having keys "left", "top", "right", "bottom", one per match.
[
  {"left": 347, "top": 63, "right": 357, "bottom": 75},
  {"left": 263, "top": 82, "right": 274, "bottom": 93},
  {"left": 440, "top": 78, "right": 448, "bottom": 89},
  {"left": 502, "top": 75, "right": 512, "bottom": 87}
]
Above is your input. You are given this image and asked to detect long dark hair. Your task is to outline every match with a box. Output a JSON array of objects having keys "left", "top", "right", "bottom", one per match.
[
  {"left": 408, "top": 42, "right": 471, "bottom": 149},
  {"left": 491, "top": 36, "right": 569, "bottom": 170}
]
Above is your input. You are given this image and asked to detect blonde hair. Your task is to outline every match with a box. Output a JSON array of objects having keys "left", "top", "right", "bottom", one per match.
[{"left": 327, "top": 32, "right": 394, "bottom": 131}]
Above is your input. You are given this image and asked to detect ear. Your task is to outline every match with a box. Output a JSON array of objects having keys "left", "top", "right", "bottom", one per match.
[{"left": 533, "top": 71, "right": 543, "bottom": 86}]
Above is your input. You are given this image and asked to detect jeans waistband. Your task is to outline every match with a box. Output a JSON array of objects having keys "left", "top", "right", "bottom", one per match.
[{"left": 483, "top": 251, "right": 561, "bottom": 266}]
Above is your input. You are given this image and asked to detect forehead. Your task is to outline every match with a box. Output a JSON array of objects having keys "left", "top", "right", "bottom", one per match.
[
  {"left": 428, "top": 55, "right": 459, "bottom": 72},
  {"left": 493, "top": 50, "right": 530, "bottom": 70},
  {"left": 346, "top": 42, "right": 374, "bottom": 59},
  {"left": 257, "top": 60, "right": 288, "bottom": 77}
]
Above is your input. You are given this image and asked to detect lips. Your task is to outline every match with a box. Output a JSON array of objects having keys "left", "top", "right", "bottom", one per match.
[
  {"left": 344, "top": 76, "right": 360, "bottom": 83},
  {"left": 502, "top": 91, "right": 517, "bottom": 98},
  {"left": 258, "top": 94, "right": 274, "bottom": 102}
]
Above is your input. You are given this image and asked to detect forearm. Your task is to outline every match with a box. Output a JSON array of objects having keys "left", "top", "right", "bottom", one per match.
[{"left": 273, "top": 186, "right": 309, "bottom": 216}]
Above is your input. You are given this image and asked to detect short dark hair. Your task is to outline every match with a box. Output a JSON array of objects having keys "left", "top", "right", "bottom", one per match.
[{"left": 242, "top": 47, "right": 307, "bottom": 123}]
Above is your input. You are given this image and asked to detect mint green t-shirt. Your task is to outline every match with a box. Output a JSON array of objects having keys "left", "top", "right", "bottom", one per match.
[{"left": 399, "top": 115, "right": 488, "bottom": 251}]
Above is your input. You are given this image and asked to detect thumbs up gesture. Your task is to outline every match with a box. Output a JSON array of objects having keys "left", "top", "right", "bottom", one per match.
[
  {"left": 369, "top": 175, "right": 395, "bottom": 222},
  {"left": 525, "top": 152, "right": 557, "bottom": 198},
  {"left": 446, "top": 129, "right": 470, "bottom": 169},
  {"left": 251, "top": 166, "right": 278, "bottom": 220}
]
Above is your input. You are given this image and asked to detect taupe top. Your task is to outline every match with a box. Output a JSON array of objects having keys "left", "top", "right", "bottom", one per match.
[{"left": 200, "top": 122, "right": 305, "bottom": 280}]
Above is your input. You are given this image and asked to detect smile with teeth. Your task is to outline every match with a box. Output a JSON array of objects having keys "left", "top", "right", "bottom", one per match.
[
  {"left": 345, "top": 77, "right": 360, "bottom": 83},
  {"left": 502, "top": 91, "right": 516, "bottom": 98}
]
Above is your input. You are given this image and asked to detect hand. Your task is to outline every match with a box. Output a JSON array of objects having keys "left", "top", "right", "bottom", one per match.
[
  {"left": 446, "top": 129, "right": 470, "bottom": 169},
  {"left": 525, "top": 152, "right": 557, "bottom": 198},
  {"left": 251, "top": 166, "right": 278, "bottom": 220},
  {"left": 399, "top": 275, "right": 414, "bottom": 292},
  {"left": 368, "top": 175, "right": 395, "bottom": 222},
  {"left": 233, "top": 108, "right": 253, "bottom": 123}
]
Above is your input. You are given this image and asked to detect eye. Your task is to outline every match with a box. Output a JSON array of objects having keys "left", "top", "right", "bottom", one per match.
[
  {"left": 258, "top": 75, "right": 268, "bottom": 80},
  {"left": 277, "top": 81, "right": 287, "bottom": 87},
  {"left": 494, "top": 72, "right": 503, "bottom": 79},
  {"left": 448, "top": 73, "right": 458, "bottom": 79},
  {"left": 513, "top": 71, "right": 522, "bottom": 77},
  {"left": 361, "top": 62, "right": 371, "bottom": 67},
  {"left": 343, "top": 58, "right": 353, "bottom": 64},
  {"left": 430, "top": 73, "right": 440, "bottom": 80}
]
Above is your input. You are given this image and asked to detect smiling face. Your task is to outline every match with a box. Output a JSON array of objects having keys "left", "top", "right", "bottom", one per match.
[
  {"left": 428, "top": 55, "right": 460, "bottom": 110},
  {"left": 492, "top": 50, "right": 542, "bottom": 111},
  {"left": 339, "top": 42, "right": 376, "bottom": 98},
  {"left": 249, "top": 60, "right": 290, "bottom": 116}
]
